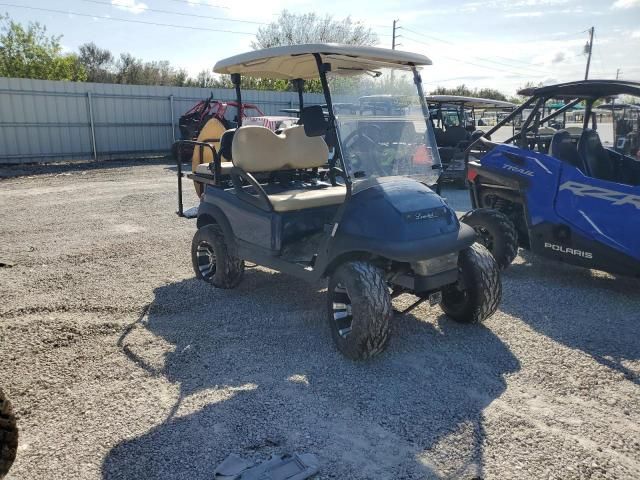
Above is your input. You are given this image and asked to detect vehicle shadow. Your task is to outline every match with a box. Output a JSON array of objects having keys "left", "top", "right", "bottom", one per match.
[
  {"left": 504, "top": 249, "right": 640, "bottom": 384},
  {"left": 102, "top": 268, "right": 519, "bottom": 479}
]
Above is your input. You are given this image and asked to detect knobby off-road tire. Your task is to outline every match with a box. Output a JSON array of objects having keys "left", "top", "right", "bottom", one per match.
[
  {"left": 328, "top": 261, "right": 392, "bottom": 360},
  {"left": 440, "top": 243, "right": 502, "bottom": 324},
  {"left": 191, "top": 224, "right": 244, "bottom": 289},
  {"left": 0, "top": 388, "right": 18, "bottom": 479},
  {"left": 460, "top": 208, "right": 518, "bottom": 270}
]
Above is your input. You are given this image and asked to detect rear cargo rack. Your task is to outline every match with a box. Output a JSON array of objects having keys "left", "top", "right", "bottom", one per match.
[{"left": 174, "top": 140, "right": 220, "bottom": 217}]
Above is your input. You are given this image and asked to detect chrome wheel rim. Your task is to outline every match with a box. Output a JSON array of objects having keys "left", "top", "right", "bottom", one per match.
[
  {"left": 331, "top": 283, "right": 353, "bottom": 338},
  {"left": 196, "top": 241, "right": 216, "bottom": 279}
]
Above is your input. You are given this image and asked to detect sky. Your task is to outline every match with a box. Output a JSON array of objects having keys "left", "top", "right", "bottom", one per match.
[{"left": 2, "top": 0, "right": 640, "bottom": 95}]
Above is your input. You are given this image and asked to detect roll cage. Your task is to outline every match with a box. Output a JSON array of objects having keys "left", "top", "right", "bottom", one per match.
[
  {"left": 426, "top": 95, "right": 516, "bottom": 131},
  {"left": 468, "top": 80, "right": 640, "bottom": 153}
]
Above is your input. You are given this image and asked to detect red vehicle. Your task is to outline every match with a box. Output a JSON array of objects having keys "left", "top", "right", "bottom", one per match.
[
  {"left": 173, "top": 93, "right": 265, "bottom": 163},
  {"left": 174, "top": 94, "right": 299, "bottom": 196}
]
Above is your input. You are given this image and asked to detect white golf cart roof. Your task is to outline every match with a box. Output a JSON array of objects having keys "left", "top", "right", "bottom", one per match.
[
  {"left": 213, "top": 43, "right": 432, "bottom": 80},
  {"left": 426, "top": 95, "right": 516, "bottom": 109}
]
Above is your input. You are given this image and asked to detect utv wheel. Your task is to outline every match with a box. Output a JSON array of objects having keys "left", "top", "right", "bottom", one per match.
[
  {"left": 460, "top": 208, "right": 518, "bottom": 269},
  {"left": 328, "top": 261, "right": 392, "bottom": 360},
  {"left": 0, "top": 388, "right": 18, "bottom": 479},
  {"left": 440, "top": 244, "right": 502, "bottom": 324},
  {"left": 191, "top": 224, "right": 244, "bottom": 289}
]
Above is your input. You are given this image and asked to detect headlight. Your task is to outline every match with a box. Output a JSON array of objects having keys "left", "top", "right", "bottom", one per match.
[{"left": 411, "top": 252, "right": 459, "bottom": 276}]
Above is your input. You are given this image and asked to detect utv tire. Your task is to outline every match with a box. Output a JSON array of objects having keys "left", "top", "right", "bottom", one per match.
[
  {"left": 328, "top": 261, "right": 392, "bottom": 360},
  {"left": 460, "top": 208, "right": 518, "bottom": 269},
  {"left": 0, "top": 388, "right": 18, "bottom": 479},
  {"left": 440, "top": 243, "right": 502, "bottom": 324},
  {"left": 192, "top": 224, "right": 244, "bottom": 289}
]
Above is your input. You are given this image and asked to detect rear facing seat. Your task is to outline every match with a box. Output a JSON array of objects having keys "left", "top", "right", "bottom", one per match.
[
  {"left": 232, "top": 125, "right": 345, "bottom": 212},
  {"left": 194, "top": 128, "right": 236, "bottom": 177},
  {"left": 195, "top": 161, "right": 234, "bottom": 176}
]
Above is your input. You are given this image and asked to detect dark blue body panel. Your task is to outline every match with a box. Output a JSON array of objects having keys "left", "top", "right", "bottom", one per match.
[
  {"left": 331, "top": 176, "right": 474, "bottom": 262},
  {"left": 341, "top": 176, "right": 458, "bottom": 242},
  {"left": 197, "top": 176, "right": 475, "bottom": 280}
]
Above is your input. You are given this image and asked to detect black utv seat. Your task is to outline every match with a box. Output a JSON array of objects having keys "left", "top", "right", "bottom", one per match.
[
  {"left": 442, "top": 125, "right": 469, "bottom": 148},
  {"left": 578, "top": 129, "right": 615, "bottom": 182},
  {"left": 550, "top": 130, "right": 585, "bottom": 173}
]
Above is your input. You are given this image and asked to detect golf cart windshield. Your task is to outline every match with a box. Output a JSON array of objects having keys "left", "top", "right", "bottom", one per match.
[{"left": 327, "top": 68, "right": 441, "bottom": 186}]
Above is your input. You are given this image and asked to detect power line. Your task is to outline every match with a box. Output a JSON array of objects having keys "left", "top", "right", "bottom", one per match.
[
  {"left": 400, "top": 25, "right": 587, "bottom": 70},
  {"left": 0, "top": 2, "right": 256, "bottom": 34},
  {"left": 79, "top": 0, "right": 267, "bottom": 25},
  {"left": 163, "top": 0, "right": 230, "bottom": 9},
  {"left": 400, "top": 33, "right": 550, "bottom": 77}
]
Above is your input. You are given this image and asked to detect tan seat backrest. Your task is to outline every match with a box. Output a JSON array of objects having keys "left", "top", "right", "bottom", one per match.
[{"left": 232, "top": 125, "right": 329, "bottom": 173}]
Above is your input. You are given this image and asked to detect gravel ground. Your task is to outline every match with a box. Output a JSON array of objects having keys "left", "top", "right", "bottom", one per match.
[{"left": 1, "top": 159, "right": 639, "bottom": 480}]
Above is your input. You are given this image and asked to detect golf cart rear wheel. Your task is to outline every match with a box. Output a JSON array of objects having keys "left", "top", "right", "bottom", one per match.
[
  {"left": 192, "top": 224, "right": 244, "bottom": 289},
  {"left": 328, "top": 261, "right": 392, "bottom": 360},
  {"left": 440, "top": 243, "right": 501, "bottom": 324},
  {"left": 460, "top": 208, "right": 518, "bottom": 270},
  {"left": 0, "top": 388, "right": 18, "bottom": 479}
]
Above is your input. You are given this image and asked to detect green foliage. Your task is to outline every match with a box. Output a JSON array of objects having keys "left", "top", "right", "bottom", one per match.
[
  {"left": 185, "top": 70, "right": 324, "bottom": 93},
  {"left": 430, "top": 84, "right": 509, "bottom": 102},
  {"left": 0, "top": 15, "right": 86, "bottom": 81},
  {"left": 78, "top": 42, "right": 114, "bottom": 83}
]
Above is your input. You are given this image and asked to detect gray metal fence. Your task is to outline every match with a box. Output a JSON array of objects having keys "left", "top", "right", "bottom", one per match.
[{"left": 0, "top": 77, "right": 326, "bottom": 165}]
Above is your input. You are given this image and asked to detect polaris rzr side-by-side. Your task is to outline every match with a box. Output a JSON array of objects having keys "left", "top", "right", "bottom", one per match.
[
  {"left": 175, "top": 44, "right": 502, "bottom": 359},
  {"left": 462, "top": 80, "right": 640, "bottom": 277}
]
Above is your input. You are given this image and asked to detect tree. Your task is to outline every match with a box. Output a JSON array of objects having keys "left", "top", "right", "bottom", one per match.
[
  {"left": 78, "top": 42, "right": 114, "bottom": 83},
  {"left": 0, "top": 15, "right": 86, "bottom": 81},
  {"left": 430, "top": 84, "right": 509, "bottom": 102},
  {"left": 253, "top": 10, "right": 378, "bottom": 49},
  {"left": 507, "top": 81, "right": 544, "bottom": 103},
  {"left": 212, "top": 10, "right": 380, "bottom": 93}
]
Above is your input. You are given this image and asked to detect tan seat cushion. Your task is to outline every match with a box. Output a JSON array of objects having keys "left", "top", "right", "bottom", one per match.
[
  {"left": 232, "top": 125, "right": 329, "bottom": 173},
  {"left": 268, "top": 185, "right": 346, "bottom": 212},
  {"left": 195, "top": 162, "right": 234, "bottom": 176}
]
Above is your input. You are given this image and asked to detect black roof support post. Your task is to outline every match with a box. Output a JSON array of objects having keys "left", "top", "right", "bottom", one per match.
[{"left": 231, "top": 73, "right": 243, "bottom": 127}]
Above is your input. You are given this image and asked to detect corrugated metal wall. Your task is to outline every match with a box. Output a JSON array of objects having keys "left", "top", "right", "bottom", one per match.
[{"left": 0, "top": 77, "right": 326, "bottom": 164}]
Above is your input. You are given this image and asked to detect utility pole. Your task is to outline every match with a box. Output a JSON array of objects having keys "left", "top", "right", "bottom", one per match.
[
  {"left": 616, "top": 68, "right": 621, "bottom": 80},
  {"left": 392, "top": 19, "right": 399, "bottom": 50},
  {"left": 584, "top": 26, "right": 594, "bottom": 80}
]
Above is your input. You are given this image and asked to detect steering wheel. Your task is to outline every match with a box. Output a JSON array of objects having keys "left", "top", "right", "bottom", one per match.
[{"left": 341, "top": 125, "right": 385, "bottom": 176}]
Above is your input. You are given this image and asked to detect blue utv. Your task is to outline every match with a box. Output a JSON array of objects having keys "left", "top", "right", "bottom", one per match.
[{"left": 461, "top": 80, "right": 640, "bottom": 278}]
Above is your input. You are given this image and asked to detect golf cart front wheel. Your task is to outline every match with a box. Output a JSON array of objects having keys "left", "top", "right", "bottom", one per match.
[
  {"left": 0, "top": 388, "right": 18, "bottom": 479},
  {"left": 191, "top": 224, "right": 244, "bottom": 289},
  {"left": 460, "top": 208, "right": 518, "bottom": 270},
  {"left": 440, "top": 244, "right": 501, "bottom": 324},
  {"left": 328, "top": 261, "right": 392, "bottom": 360}
]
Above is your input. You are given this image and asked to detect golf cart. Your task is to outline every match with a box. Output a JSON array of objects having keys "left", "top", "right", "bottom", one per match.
[
  {"left": 426, "top": 95, "right": 517, "bottom": 188},
  {"left": 461, "top": 80, "right": 640, "bottom": 277},
  {"left": 0, "top": 388, "right": 17, "bottom": 479},
  {"left": 178, "top": 44, "right": 502, "bottom": 359}
]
